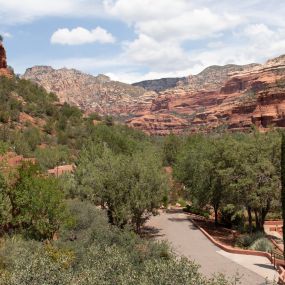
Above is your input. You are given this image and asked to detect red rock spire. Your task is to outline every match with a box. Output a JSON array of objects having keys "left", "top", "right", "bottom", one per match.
[{"left": 0, "top": 42, "right": 13, "bottom": 78}]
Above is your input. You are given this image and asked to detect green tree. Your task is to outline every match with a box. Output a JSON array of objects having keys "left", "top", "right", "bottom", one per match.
[
  {"left": 2, "top": 163, "right": 69, "bottom": 239},
  {"left": 162, "top": 134, "right": 182, "bottom": 166},
  {"left": 76, "top": 143, "right": 167, "bottom": 232}
]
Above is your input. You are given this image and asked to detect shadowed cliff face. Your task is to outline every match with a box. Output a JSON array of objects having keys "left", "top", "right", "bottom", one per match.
[{"left": 22, "top": 54, "right": 285, "bottom": 135}]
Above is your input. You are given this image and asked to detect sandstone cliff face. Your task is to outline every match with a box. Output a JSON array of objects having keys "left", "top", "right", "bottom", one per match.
[
  {"left": 22, "top": 66, "right": 157, "bottom": 116},
  {"left": 0, "top": 43, "right": 13, "bottom": 78},
  {"left": 127, "top": 56, "right": 285, "bottom": 135}
]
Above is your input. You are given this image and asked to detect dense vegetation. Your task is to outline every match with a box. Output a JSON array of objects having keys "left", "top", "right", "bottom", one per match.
[
  {"left": 0, "top": 75, "right": 282, "bottom": 282},
  {"left": 0, "top": 76, "right": 236, "bottom": 284},
  {"left": 167, "top": 131, "right": 281, "bottom": 233}
]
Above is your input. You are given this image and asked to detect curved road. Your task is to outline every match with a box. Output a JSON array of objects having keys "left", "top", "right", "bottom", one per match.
[{"left": 146, "top": 209, "right": 278, "bottom": 285}]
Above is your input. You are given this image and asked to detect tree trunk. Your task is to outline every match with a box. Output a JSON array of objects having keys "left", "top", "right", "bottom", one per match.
[
  {"left": 254, "top": 209, "right": 261, "bottom": 231},
  {"left": 247, "top": 207, "right": 253, "bottom": 233},
  {"left": 281, "top": 133, "right": 285, "bottom": 258},
  {"left": 214, "top": 207, "right": 218, "bottom": 226}
]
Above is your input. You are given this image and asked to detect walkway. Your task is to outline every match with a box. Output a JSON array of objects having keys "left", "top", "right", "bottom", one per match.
[{"left": 146, "top": 209, "right": 278, "bottom": 285}]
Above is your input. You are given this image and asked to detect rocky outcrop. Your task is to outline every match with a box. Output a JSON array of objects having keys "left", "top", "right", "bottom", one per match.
[
  {"left": 0, "top": 43, "right": 13, "bottom": 78},
  {"left": 133, "top": 64, "right": 259, "bottom": 93},
  {"left": 127, "top": 55, "right": 285, "bottom": 135},
  {"left": 126, "top": 114, "right": 188, "bottom": 136},
  {"left": 22, "top": 66, "right": 158, "bottom": 116},
  {"left": 133, "top": 77, "right": 184, "bottom": 92}
]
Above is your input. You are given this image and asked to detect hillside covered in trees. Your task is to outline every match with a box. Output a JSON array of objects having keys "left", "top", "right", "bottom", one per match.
[{"left": 0, "top": 75, "right": 241, "bottom": 284}]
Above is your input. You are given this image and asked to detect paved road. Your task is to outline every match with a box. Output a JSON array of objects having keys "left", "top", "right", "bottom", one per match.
[{"left": 146, "top": 209, "right": 278, "bottom": 285}]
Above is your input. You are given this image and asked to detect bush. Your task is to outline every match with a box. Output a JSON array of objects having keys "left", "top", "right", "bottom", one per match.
[
  {"left": 183, "top": 205, "right": 210, "bottom": 218},
  {"left": 0, "top": 200, "right": 235, "bottom": 285},
  {"left": 235, "top": 232, "right": 266, "bottom": 248},
  {"left": 177, "top": 198, "right": 187, "bottom": 207},
  {"left": 249, "top": 238, "right": 273, "bottom": 252},
  {"left": 34, "top": 145, "right": 71, "bottom": 170}
]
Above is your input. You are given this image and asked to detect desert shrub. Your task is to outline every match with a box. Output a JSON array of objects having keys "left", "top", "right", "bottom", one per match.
[
  {"left": 177, "top": 198, "right": 187, "bottom": 208},
  {"left": 249, "top": 238, "right": 273, "bottom": 252},
  {"left": 183, "top": 205, "right": 210, "bottom": 218},
  {"left": 0, "top": 141, "right": 9, "bottom": 155},
  {"left": 235, "top": 232, "right": 266, "bottom": 248},
  {"left": 0, "top": 244, "right": 73, "bottom": 285},
  {"left": 0, "top": 199, "right": 235, "bottom": 285},
  {"left": 34, "top": 145, "right": 71, "bottom": 170}
]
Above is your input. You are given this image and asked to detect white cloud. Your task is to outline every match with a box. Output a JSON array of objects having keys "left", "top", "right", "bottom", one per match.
[
  {"left": 104, "top": 0, "right": 245, "bottom": 76},
  {"left": 0, "top": 31, "right": 12, "bottom": 38},
  {"left": 0, "top": 0, "right": 105, "bottom": 24},
  {"left": 106, "top": 0, "right": 243, "bottom": 42},
  {"left": 7, "top": 0, "right": 285, "bottom": 83},
  {"left": 122, "top": 34, "right": 195, "bottom": 71},
  {"left": 51, "top": 27, "right": 115, "bottom": 45}
]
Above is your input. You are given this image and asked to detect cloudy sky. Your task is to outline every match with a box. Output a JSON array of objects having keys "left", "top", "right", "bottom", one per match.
[{"left": 1, "top": 0, "right": 285, "bottom": 83}]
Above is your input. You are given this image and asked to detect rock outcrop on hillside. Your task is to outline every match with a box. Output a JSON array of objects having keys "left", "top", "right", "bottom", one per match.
[
  {"left": 22, "top": 66, "right": 157, "bottom": 116},
  {"left": 133, "top": 64, "right": 259, "bottom": 93},
  {"left": 0, "top": 43, "right": 13, "bottom": 78},
  {"left": 127, "top": 56, "right": 285, "bottom": 135},
  {"left": 133, "top": 77, "right": 184, "bottom": 92}
]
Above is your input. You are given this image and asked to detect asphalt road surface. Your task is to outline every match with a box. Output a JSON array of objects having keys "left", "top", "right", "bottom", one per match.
[{"left": 146, "top": 209, "right": 278, "bottom": 285}]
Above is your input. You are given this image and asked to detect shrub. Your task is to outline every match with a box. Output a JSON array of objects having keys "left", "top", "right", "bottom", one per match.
[
  {"left": 235, "top": 232, "right": 265, "bottom": 248},
  {"left": 249, "top": 238, "right": 273, "bottom": 252},
  {"left": 183, "top": 205, "right": 210, "bottom": 218},
  {"left": 177, "top": 198, "right": 187, "bottom": 208}
]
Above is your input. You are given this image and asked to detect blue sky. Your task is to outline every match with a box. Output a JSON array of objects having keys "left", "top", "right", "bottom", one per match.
[{"left": 1, "top": 0, "right": 285, "bottom": 83}]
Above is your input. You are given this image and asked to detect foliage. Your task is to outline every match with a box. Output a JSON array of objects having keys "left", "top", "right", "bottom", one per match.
[
  {"left": 220, "top": 204, "right": 244, "bottom": 229},
  {"left": 0, "top": 200, "right": 234, "bottom": 285},
  {"left": 183, "top": 205, "right": 210, "bottom": 218},
  {"left": 174, "top": 131, "right": 281, "bottom": 230},
  {"left": 249, "top": 238, "right": 273, "bottom": 252},
  {"left": 0, "top": 163, "right": 69, "bottom": 239},
  {"left": 235, "top": 232, "right": 266, "bottom": 248},
  {"left": 162, "top": 133, "right": 182, "bottom": 166},
  {"left": 35, "top": 145, "right": 71, "bottom": 170},
  {"left": 0, "top": 141, "right": 8, "bottom": 155},
  {"left": 76, "top": 144, "right": 168, "bottom": 231}
]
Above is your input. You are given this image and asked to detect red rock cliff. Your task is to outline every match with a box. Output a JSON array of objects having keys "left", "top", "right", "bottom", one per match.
[
  {"left": 0, "top": 43, "right": 13, "bottom": 78},
  {"left": 127, "top": 55, "right": 285, "bottom": 135}
]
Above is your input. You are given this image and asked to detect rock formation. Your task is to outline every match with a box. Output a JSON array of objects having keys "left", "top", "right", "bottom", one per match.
[
  {"left": 133, "top": 63, "right": 259, "bottom": 93},
  {"left": 23, "top": 54, "right": 285, "bottom": 136},
  {"left": 127, "top": 55, "right": 285, "bottom": 135},
  {"left": 133, "top": 77, "right": 184, "bottom": 92},
  {"left": 0, "top": 42, "right": 13, "bottom": 78},
  {"left": 22, "top": 66, "right": 157, "bottom": 116}
]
